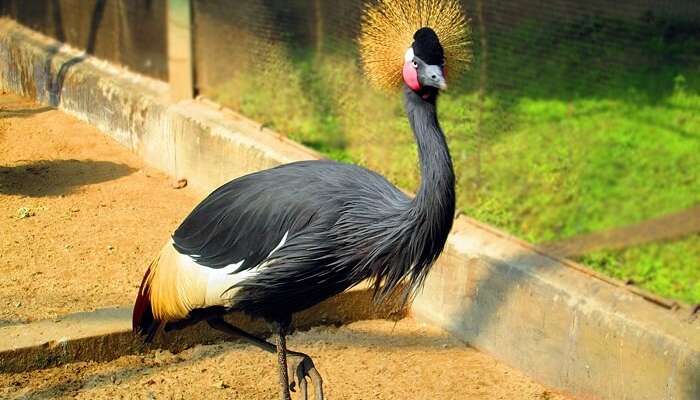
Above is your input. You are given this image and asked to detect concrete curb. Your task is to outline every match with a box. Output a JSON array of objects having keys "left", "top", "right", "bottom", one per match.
[
  {"left": 413, "top": 218, "right": 699, "bottom": 400},
  {"left": 0, "top": 285, "right": 406, "bottom": 373},
  {"left": 1, "top": 18, "right": 698, "bottom": 400}
]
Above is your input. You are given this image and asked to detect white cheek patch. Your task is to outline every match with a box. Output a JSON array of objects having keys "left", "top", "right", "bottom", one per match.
[{"left": 404, "top": 47, "right": 414, "bottom": 63}]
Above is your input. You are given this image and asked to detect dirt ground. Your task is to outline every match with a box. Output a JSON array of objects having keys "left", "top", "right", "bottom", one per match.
[
  {"left": 0, "top": 92, "right": 199, "bottom": 324},
  {"left": 0, "top": 319, "right": 569, "bottom": 400}
]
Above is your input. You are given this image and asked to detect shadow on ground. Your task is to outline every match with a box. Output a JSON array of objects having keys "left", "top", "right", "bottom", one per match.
[
  {"left": 0, "top": 107, "right": 53, "bottom": 119},
  {"left": 0, "top": 159, "right": 136, "bottom": 197}
]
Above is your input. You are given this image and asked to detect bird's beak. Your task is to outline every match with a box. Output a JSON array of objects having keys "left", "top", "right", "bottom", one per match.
[
  {"left": 423, "top": 64, "right": 447, "bottom": 90},
  {"left": 435, "top": 76, "right": 448, "bottom": 91}
]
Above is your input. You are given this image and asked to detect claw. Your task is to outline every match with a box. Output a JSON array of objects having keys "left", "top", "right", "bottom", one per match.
[{"left": 287, "top": 353, "right": 324, "bottom": 400}]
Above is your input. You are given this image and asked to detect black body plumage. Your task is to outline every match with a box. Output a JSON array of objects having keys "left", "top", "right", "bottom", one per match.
[{"left": 169, "top": 84, "right": 455, "bottom": 323}]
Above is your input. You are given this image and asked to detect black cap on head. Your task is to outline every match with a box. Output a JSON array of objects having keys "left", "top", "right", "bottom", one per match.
[{"left": 412, "top": 27, "right": 444, "bottom": 65}]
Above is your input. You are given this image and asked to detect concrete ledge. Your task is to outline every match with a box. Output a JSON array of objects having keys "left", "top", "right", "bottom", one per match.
[
  {"left": 1, "top": 18, "right": 698, "bottom": 400},
  {"left": 413, "top": 218, "right": 699, "bottom": 400},
  {"left": 0, "top": 284, "right": 406, "bottom": 373}
]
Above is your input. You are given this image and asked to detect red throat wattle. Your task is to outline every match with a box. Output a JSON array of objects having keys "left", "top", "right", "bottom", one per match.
[{"left": 402, "top": 62, "right": 420, "bottom": 91}]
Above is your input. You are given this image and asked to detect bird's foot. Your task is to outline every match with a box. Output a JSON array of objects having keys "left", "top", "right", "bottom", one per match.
[{"left": 287, "top": 352, "right": 324, "bottom": 400}]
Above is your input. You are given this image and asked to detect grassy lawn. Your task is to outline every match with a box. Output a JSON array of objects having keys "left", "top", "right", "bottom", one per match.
[
  {"left": 207, "top": 16, "right": 700, "bottom": 304},
  {"left": 581, "top": 234, "right": 700, "bottom": 303}
]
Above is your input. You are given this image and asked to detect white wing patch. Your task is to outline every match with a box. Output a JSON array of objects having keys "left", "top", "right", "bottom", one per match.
[
  {"left": 177, "top": 251, "right": 252, "bottom": 307},
  {"left": 147, "top": 233, "right": 291, "bottom": 321},
  {"left": 268, "top": 231, "right": 288, "bottom": 257},
  {"left": 255, "top": 231, "right": 289, "bottom": 270},
  {"left": 183, "top": 231, "right": 289, "bottom": 307}
]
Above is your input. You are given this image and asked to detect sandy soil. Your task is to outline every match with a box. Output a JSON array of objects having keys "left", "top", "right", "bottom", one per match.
[
  {"left": 0, "top": 92, "right": 199, "bottom": 324},
  {"left": 0, "top": 318, "right": 568, "bottom": 400}
]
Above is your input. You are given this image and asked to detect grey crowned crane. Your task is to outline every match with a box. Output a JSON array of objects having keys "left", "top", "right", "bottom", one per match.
[{"left": 132, "top": 1, "right": 471, "bottom": 398}]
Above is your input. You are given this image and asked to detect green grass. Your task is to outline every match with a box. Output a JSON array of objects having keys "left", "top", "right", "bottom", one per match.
[
  {"left": 206, "top": 16, "right": 700, "bottom": 304},
  {"left": 581, "top": 234, "right": 700, "bottom": 304}
]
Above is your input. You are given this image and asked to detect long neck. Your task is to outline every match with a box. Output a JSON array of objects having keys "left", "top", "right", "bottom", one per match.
[
  {"left": 354, "top": 86, "right": 456, "bottom": 302},
  {"left": 404, "top": 85, "right": 456, "bottom": 238}
]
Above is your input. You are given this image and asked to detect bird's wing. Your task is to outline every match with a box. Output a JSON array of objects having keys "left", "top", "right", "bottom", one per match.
[
  {"left": 171, "top": 168, "right": 317, "bottom": 272},
  {"left": 133, "top": 160, "right": 408, "bottom": 336},
  {"left": 134, "top": 161, "right": 347, "bottom": 327},
  {"left": 171, "top": 160, "right": 405, "bottom": 271}
]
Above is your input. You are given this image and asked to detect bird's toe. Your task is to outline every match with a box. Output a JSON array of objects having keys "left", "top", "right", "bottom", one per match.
[{"left": 287, "top": 352, "right": 323, "bottom": 400}]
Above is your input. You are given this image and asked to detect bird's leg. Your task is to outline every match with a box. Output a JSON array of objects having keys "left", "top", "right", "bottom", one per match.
[
  {"left": 206, "top": 317, "right": 324, "bottom": 400},
  {"left": 207, "top": 317, "right": 277, "bottom": 353},
  {"left": 275, "top": 322, "right": 293, "bottom": 400}
]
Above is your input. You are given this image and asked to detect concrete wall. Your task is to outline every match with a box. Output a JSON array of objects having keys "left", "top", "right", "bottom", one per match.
[
  {"left": 1, "top": 18, "right": 698, "bottom": 400},
  {"left": 413, "top": 218, "right": 699, "bottom": 400}
]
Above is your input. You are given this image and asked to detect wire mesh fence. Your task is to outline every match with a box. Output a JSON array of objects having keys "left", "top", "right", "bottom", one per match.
[
  {"left": 2, "top": 0, "right": 699, "bottom": 304},
  {"left": 0, "top": 0, "right": 167, "bottom": 80}
]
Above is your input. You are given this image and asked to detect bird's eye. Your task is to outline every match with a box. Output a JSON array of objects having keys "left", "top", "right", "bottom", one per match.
[{"left": 412, "top": 60, "right": 418, "bottom": 69}]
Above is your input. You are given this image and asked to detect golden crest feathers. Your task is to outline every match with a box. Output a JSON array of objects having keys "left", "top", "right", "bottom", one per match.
[{"left": 359, "top": 0, "right": 471, "bottom": 90}]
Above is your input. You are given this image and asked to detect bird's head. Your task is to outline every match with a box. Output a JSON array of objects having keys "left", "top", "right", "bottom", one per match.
[
  {"left": 403, "top": 27, "right": 447, "bottom": 93},
  {"left": 359, "top": 0, "right": 471, "bottom": 94}
]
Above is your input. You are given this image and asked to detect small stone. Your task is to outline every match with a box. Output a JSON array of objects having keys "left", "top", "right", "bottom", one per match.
[
  {"left": 17, "top": 207, "right": 34, "bottom": 219},
  {"left": 70, "top": 207, "right": 80, "bottom": 213},
  {"left": 172, "top": 178, "right": 188, "bottom": 189},
  {"left": 14, "top": 301, "right": 21, "bottom": 308},
  {"left": 213, "top": 380, "right": 228, "bottom": 389},
  {"left": 107, "top": 245, "right": 114, "bottom": 251}
]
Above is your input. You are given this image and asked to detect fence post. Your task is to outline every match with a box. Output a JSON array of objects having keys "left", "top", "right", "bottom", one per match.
[{"left": 167, "top": 0, "right": 194, "bottom": 100}]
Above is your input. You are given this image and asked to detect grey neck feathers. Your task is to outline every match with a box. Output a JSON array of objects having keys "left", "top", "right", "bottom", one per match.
[
  {"left": 404, "top": 85, "right": 456, "bottom": 246},
  {"left": 366, "top": 86, "right": 455, "bottom": 302}
]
